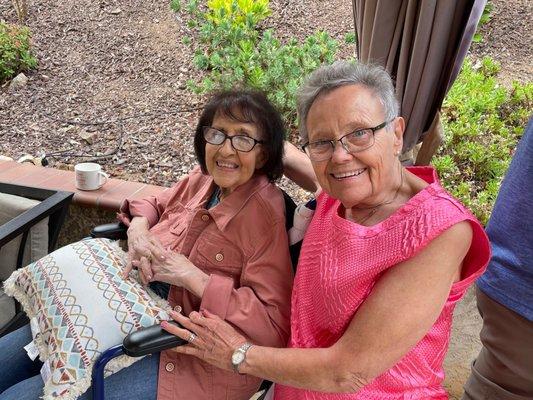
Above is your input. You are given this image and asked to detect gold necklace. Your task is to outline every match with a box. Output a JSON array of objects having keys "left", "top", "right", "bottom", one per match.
[{"left": 351, "top": 168, "right": 404, "bottom": 225}]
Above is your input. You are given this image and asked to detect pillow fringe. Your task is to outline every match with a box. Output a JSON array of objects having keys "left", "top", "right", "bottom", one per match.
[
  {"left": 4, "top": 269, "right": 38, "bottom": 319},
  {"left": 4, "top": 269, "right": 51, "bottom": 361}
]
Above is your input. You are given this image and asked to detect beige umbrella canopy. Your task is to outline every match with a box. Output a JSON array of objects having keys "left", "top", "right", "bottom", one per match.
[{"left": 353, "top": 0, "right": 487, "bottom": 162}]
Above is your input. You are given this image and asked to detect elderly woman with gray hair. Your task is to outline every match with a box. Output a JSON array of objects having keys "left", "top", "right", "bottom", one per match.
[{"left": 158, "top": 61, "right": 491, "bottom": 399}]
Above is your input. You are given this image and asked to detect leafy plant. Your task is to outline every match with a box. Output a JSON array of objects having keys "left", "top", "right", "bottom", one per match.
[
  {"left": 435, "top": 57, "right": 532, "bottom": 224},
  {"left": 183, "top": 0, "right": 338, "bottom": 128},
  {"left": 206, "top": 0, "right": 271, "bottom": 28},
  {"left": 170, "top": 0, "right": 181, "bottom": 13},
  {"left": 0, "top": 22, "right": 37, "bottom": 84},
  {"left": 186, "top": 0, "right": 201, "bottom": 16},
  {"left": 344, "top": 31, "right": 356, "bottom": 44},
  {"left": 473, "top": 1, "right": 493, "bottom": 43}
]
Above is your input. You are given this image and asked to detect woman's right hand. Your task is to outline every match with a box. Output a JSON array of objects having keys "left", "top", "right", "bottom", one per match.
[{"left": 123, "top": 216, "right": 157, "bottom": 282}]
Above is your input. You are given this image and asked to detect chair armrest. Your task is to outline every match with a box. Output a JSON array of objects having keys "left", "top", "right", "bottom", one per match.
[
  {"left": 90, "top": 222, "right": 128, "bottom": 240},
  {"left": 123, "top": 321, "right": 188, "bottom": 357}
]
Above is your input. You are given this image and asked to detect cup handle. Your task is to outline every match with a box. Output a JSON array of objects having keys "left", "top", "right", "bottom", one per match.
[{"left": 98, "top": 171, "right": 109, "bottom": 188}]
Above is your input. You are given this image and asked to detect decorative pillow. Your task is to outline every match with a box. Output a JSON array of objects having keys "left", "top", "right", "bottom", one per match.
[{"left": 4, "top": 238, "right": 170, "bottom": 400}]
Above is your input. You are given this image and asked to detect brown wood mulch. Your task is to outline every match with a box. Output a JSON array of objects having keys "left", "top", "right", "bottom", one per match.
[{"left": 0, "top": 0, "right": 531, "bottom": 202}]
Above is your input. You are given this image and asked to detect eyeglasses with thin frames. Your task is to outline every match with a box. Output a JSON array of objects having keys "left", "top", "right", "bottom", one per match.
[
  {"left": 302, "top": 120, "right": 392, "bottom": 161},
  {"left": 203, "top": 127, "right": 264, "bottom": 153}
]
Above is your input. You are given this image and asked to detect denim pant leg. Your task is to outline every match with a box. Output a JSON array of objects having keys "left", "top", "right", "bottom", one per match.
[
  {"left": 0, "top": 324, "right": 42, "bottom": 394},
  {"left": 77, "top": 353, "right": 160, "bottom": 400},
  {"left": 1, "top": 326, "right": 159, "bottom": 400},
  {"left": 1, "top": 352, "right": 159, "bottom": 400},
  {"left": 0, "top": 375, "right": 44, "bottom": 400}
]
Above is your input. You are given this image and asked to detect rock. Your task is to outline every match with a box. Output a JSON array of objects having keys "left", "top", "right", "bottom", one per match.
[
  {"left": 59, "top": 125, "right": 75, "bottom": 133},
  {"left": 79, "top": 130, "right": 98, "bottom": 145},
  {"left": 8, "top": 73, "right": 28, "bottom": 91},
  {"left": 107, "top": 8, "right": 122, "bottom": 15}
]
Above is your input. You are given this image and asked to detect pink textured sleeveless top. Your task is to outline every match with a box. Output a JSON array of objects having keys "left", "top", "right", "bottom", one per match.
[{"left": 275, "top": 167, "right": 490, "bottom": 400}]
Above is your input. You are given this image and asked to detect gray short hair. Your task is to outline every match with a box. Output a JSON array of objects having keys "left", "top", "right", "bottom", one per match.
[{"left": 297, "top": 61, "right": 399, "bottom": 141}]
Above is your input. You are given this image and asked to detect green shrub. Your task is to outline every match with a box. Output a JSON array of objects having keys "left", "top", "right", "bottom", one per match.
[
  {"left": 206, "top": 0, "right": 271, "bottom": 28},
  {"left": 435, "top": 57, "right": 532, "bottom": 224},
  {"left": 344, "top": 31, "right": 356, "bottom": 44},
  {"left": 0, "top": 22, "right": 37, "bottom": 83},
  {"left": 473, "top": 1, "right": 493, "bottom": 43},
  {"left": 170, "top": 0, "right": 181, "bottom": 12},
  {"left": 183, "top": 0, "right": 338, "bottom": 128}
]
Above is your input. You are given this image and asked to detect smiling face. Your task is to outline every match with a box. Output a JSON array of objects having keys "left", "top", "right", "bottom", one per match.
[
  {"left": 306, "top": 84, "right": 404, "bottom": 209},
  {"left": 204, "top": 110, "right": 266, "bottom": 198}
]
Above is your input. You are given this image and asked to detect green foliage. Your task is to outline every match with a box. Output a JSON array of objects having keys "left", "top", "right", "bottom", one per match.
[
  {"left": 435, "top": 57, "right": 532, "bottom": 224},
  {"left": 207, "top": 0, "right": 271, "bottom": 28},
  {"left": 170, "top": 0, "right": 181, "bottom": 12},
  {"left": 344, "top": 31, "right": 356, "bottom": 44},
  {"left": 0, "top": 22, "right": 37, "bottom": 83},
  {"left": 186, "top": 0, "right": 201, "bottom": 16},
  {"left": 473, "top": 1, "right": 493, "bottom": 43},
  {"left": 184, "top": 0, "right": 338, "bottom": 127}
]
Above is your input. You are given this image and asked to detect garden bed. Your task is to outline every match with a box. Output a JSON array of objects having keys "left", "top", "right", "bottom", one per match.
[{"left": 0, "top": 0, "right": 531, "bottom": 206}]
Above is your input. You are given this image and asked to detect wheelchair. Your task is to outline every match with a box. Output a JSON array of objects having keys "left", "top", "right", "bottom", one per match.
[{"left": 90, "top": 191, "right": 308, "bottom": 400}]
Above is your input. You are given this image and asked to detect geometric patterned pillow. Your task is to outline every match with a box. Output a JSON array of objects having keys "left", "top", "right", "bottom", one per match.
[{"left": 4, "top": 238, "right": 170, "bottom": 400}]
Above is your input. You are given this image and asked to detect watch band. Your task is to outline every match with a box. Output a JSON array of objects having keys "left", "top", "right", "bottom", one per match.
[{"left": 232, "top": 342, "right": 253, "bottom": 373}]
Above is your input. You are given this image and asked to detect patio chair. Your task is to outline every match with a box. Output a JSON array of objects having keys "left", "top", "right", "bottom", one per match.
[
  {"left": 90, "top": 190, "right": 302, "bottom": 400},
  {"left": 0, "top": 183, "right": 73, "bottom": 337}
]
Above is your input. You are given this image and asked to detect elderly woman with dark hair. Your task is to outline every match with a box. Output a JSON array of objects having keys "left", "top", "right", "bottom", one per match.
[
  {"left": 0, "top": 90, "right": 293, "bottom": 400},
  {"left": 162, "top": 62, "right": 491, "bottom": 400}
]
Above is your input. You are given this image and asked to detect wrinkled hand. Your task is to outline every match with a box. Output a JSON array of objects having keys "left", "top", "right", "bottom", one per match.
[
  {"left": 139, "top": 242, "right": 201, "bottom": 288},
  {"left": 123, "top": 216, "right": 161, "bottom": 283},
  {"left": 161, "top": 309, "right": 248, "bottom": 372}
]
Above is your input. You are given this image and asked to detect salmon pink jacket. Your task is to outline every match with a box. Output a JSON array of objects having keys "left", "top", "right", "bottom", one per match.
[{"left": 119, "top": 167, "right": 293, "bottom": 400}]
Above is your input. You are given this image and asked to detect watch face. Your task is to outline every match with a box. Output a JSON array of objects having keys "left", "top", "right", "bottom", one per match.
[{"left": 232, "top": 351, "right": 245, "bottom": 365}]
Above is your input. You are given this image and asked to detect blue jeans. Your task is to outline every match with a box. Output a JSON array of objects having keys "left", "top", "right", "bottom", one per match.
[{"left": 0, "top": 325, "right": 159, "bottom": 400}]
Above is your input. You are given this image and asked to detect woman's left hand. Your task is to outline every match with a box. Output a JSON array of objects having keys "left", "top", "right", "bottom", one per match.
[
  {"left": 161, "top": 309, "right": 248, "bottom": 372},
  {"left": 139, "top": 242, "right": 209, "bottom": 297}
]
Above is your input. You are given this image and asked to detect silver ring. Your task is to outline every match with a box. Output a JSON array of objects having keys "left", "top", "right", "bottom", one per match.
[{"left": 188, "top": 332, "right": 197, "bottom": 343}]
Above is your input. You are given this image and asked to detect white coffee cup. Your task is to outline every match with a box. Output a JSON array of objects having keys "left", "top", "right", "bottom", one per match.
[{"left": 75, "top": 163, "right": 109, "bottom": 190}]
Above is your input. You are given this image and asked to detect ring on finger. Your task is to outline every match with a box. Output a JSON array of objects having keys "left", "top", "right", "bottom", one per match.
[{"left": 188, "top": 332, "right": 197, "bottom": 343}]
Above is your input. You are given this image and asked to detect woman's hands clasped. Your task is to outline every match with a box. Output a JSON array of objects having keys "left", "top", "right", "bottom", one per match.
[
  {"left": 161, "top": 309, "right": 249, "bottom": 372},
  {"left": 123, "top": 219, "right": 209, "bottom": 294},
  {"left": 136, "top": 242, "right": 203, "bottom": 289},
  {"left": 123, "top": 216, "right": 160, "bottom": 283}
]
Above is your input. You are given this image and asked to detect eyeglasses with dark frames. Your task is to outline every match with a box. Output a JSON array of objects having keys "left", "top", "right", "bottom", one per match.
[
  {"left": 302, "top": 120, "right": 393, "bottom": 161},
  {"left": 202, "top": 127, "right": 264, "bottom": 153}
]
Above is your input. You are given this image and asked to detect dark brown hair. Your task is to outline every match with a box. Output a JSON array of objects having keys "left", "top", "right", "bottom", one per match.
[{"left": 194, "top": 90, "right": 285, "bottom": 181}]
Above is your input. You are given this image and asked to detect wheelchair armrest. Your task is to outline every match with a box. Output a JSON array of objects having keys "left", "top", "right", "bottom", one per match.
[
  {"left": 90, "top": 222, "right": 128, "bottom": 240},
  {"left": 123, "top": 321, "right": 188, "bottom": 357}
]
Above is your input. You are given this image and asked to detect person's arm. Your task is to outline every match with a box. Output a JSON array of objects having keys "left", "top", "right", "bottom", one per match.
[
  {"left": 119, "top": 174, "right": 191, "bottom": 278},
  {"left": 283, "top": 141, "right": 320, "bottom": 193},
  {"left": 117, "top": 188, "right": 174, "bottom": 228},
  {"left": 167, "top": 221, "right": 472, "bottom": 393}
]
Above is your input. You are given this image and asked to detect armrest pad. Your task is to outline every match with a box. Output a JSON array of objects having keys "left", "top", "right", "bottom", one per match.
[
  {"left": 90, "top": 222, "right": 128, "bottom": 240},
  {"left": 123, "top": 321, "right": 188, "bottom": 357}
]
